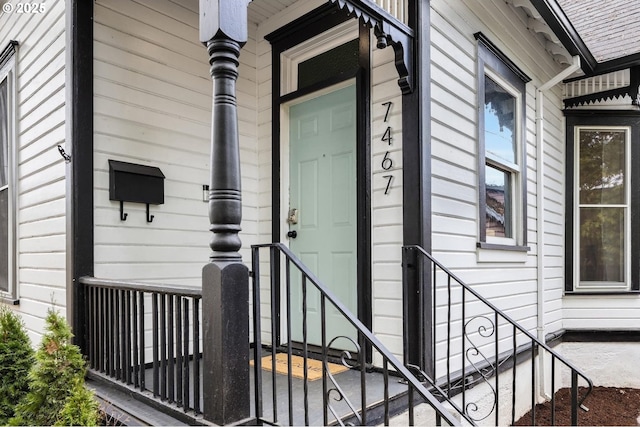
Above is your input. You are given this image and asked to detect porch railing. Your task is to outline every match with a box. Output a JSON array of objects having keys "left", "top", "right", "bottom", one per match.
[
  {"left": 80, "top": 276, "right": 202, "bottom": 415},
  {"left": 251, "top": 243, "right": 460, "bottom": 426},
  {"left": 402, "top": 245, "right": 593, "bottom": 425},
  {"left": 373, "top": 0, "right": 408, "bottom": 25}
]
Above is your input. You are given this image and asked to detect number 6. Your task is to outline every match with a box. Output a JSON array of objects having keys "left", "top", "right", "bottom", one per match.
[{"left": 381, "top": 151, "right": 393, "bottom": 170}]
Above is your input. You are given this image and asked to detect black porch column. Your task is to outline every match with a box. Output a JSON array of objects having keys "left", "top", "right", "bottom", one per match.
[
  {"left": 68, "top": 0, "right": 94, "bottom": 352},
  {"left": 402, "top": 0, "right": 432, "bottom": 375},
  {"left": 199, "top": 1, "right": 251, "bottom": 424}
]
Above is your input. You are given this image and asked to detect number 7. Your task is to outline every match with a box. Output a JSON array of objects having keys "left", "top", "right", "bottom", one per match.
[
  {"left": 383, "top": 175, "right": 393, "bottom": 195},
  {"left": 382, "top": 101, "right": 393, "bottom": 122}
]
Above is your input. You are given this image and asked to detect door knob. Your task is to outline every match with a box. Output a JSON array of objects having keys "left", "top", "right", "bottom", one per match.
[
  {"left": 287, "top": 230, "right": 297, "bottom": 239},
  {"left": 287, "top": 208, "right": 298, "bottom": 224}
]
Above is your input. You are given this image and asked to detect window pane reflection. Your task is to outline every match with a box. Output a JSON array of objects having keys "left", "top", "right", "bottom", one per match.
[
  {"left": 579, "top": 207, "right": 625, "bottom": 283},
  {"left": 484, "top": 76, "right": 515, "bottom": 164},
  {"left": 579, "top": 129, "right": 625, "bottom": 205},
  {"left": 485, "top": 164, "right": 512, "bottom": 238}
]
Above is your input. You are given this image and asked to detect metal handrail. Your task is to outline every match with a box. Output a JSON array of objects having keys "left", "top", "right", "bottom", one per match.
[
  {"left": 251, "top": 243, "right": 461, "bottom": 426},
  {"left": 404, "top": 245, "right": 593, "bottom": 425},
  {"left": 79, "top": 276, "right": 202, "bottom": 297}
]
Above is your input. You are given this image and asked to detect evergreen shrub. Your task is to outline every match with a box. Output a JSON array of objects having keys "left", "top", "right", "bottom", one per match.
[
  {"left": 0, "top": 306, "right": 34, "bottom": 424},
  {"left": 10, "top": 309, "right": 99, "bottom": 426}
]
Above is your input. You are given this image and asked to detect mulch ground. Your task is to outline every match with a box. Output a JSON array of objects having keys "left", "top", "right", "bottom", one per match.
[{"left": 514, "top": 387, "right": 640, "bottom": 426}]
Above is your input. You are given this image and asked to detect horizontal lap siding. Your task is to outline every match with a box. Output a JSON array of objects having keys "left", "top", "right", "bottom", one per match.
[
  {"left": 563, "top": 297, "right": 640, "bottom": 329},
  {"left": 239, "top": 34, "right": 260, "bottom": 258},
  {"left": 93, "top": 0, "right": 259, "bottom": 286},
  {"left": 539, "top": 87, "right": 566, "bottom": 333},
  {"left": 430, "top": 0, "right": 567, "bottom": 356},
  {"left": 0, "top": 0, "right": 67, "bottom": 343},
  {"left": 255, "top": 14, "right": 272, "bottom": 343},
  {"left": 371, "top": 44, "right": 404, "bottom": 359}
]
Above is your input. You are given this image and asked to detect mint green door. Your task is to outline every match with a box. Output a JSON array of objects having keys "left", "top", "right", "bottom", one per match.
[{"left": 288, "top": 83, "right": 358, "bottom": 347}]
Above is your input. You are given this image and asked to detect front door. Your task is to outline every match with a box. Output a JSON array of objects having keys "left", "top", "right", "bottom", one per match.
[{"left": 288, "top": 83, "right": 358, "bottom": 347}]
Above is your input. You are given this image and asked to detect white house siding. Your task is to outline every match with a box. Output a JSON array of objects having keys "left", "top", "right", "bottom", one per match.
[
  {"left": 429, "top": 0, "right": 569, "bottom": 372},
  {"left": 370, "top": 45, "right": 404, "bottom": 359},
  {"left": 92, "top": 0, "right": 259, "bottom": 287},
  {"left": 563, "top": 296, "right": 640, "bottom": 330},
  {"left": 0, "top": 0, "right": 67, "bottom": 343}
]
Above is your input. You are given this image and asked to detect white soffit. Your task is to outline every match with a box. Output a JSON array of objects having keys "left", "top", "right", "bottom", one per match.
[{"left": 506, "top": 0, "right": 574, "bottom": 67}]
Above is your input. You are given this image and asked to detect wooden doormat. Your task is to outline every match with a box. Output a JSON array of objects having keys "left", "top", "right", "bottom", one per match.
[{"left": 250, "top": 353, "right": 349, "bottom": 381}]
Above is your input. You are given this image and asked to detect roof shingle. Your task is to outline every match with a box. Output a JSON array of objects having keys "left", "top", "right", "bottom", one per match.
[{"left": 557, "top": 0, "right": 640, "bottom": 62}]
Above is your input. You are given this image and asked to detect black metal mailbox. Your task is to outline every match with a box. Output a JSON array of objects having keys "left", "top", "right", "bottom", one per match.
[{"left": 108, "top": 160, "right": 165, "bottom": 222}]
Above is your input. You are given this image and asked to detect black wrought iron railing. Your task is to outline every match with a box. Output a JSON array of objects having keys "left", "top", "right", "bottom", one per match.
[
  {"left": 80, "top": 276, "right": 202, "bottom": 415},
  {"left": 402, "top": 245, "right": 593, "bottom": 426},
  {"left": 251, "top": 243, "right": 460, "bottom": 426}
]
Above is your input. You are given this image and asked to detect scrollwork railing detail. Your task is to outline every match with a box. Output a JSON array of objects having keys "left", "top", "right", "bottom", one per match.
[
  {"left": 325, "top": 336, "right": 362, "bottom": 426},
  {"left": 463, "top": 315, "right": 498, "bottom": 421},
  {"left": 403, "top": 245, "right": 594, "bottom": 426}
]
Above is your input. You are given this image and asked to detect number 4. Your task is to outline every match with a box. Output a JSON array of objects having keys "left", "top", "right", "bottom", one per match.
[{"left": 382, "top": 126, "right": 392, "bottom": 145}]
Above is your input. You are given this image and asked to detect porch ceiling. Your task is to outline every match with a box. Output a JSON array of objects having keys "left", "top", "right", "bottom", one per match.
[{"left": 248, "top": 0, "right": 299, "bottom": 27}]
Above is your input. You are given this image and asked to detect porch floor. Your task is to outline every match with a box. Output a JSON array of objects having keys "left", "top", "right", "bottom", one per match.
[
  {"left": 251, "top": 359, "right": 409, "bottom": 425},
  {"left": 126, "top": 354, "right": 411, "bottom": 425}
]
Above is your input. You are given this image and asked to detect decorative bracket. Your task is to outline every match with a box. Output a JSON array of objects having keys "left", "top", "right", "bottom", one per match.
[
  {"left": 564, "top": 66, "right": 640, "bottom": 108},
  {"left": 330, "top": 0, "right": 415, "bottom": 94}
]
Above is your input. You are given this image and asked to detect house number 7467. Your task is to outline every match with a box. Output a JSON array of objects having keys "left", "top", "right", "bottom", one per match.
[{"left": 381, "top": 101, "right": 394, "bottom": 195}]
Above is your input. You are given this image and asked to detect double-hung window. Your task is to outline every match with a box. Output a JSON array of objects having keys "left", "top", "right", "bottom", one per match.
[
  {"left": 476, "top": 34, "right": 530, "bottom": 250},
  {"left": 576, "top": 127, "right": 629, "bottom": 290},
  {"left": 0, "top": 41, "right": 17, "bottom": 301},
  {"left": 566, "top": 115, "right": 638, "bottom": 292}
]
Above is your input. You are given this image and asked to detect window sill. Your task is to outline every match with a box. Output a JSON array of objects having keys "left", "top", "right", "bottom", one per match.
[
  {"left": 476, "top": 242, "right": 530, "bottom": 263},
  {"left": 564, "top": 291, "right": 640, "bottom": 296},
  {"left": 477, "top": 242, "right": 530, "bottom": 252},
  {"left": 0, "top": 296, "right": 19, "bottom": 305}
]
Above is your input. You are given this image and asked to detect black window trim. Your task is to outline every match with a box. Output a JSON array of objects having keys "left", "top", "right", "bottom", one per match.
[
  {"left": 475, "top": 33, "right": 530, "bottom": 251},
  {"left": 0, "top": 41, "right": 18, "bottom": 69},
  {"left": 0, "top": 40, "right": 18, "bottom": 302},
  {"left": 564, "top": 110, "right": 640, "bottom": 293}
]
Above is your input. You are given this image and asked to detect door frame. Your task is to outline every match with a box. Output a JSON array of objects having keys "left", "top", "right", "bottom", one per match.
[{"left": 266, "top": 4, "right": 372, "bottom": 351}]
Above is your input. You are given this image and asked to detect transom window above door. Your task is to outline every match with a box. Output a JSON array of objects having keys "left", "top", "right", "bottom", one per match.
[{"left": 279, "top": 20, "right": 358, "bottom": 96}]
